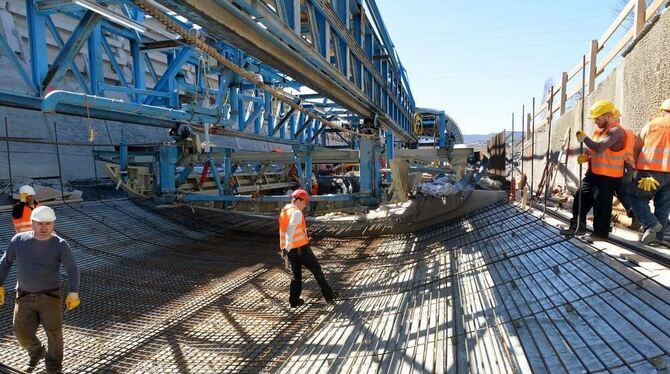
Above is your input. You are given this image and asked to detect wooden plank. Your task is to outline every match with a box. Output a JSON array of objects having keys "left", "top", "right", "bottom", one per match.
[
  {"left": 596, "top": 28, "right": 635, "bottom": 76},
  {"left": 560, "top": 72, "right": 568, "bottom": 115},
  {"left": 646, "top": 0, "right": 666, "bottom": 20},
  {"left": 598, "top": 0, "right": 635, "bottom": 46},
  {"left": 588, "top": 40, "right": 599, "bottom": 93},
  {"left": 635, "top": 0, "right": 647, "bottom": 36}
]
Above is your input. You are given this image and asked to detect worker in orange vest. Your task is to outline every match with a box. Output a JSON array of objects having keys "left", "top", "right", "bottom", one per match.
[
  {"left": 12, "top": 186, "right": 40, "bottom": 234},
  {"left": 630, "top": 99, "right": 670, "bottom": 245},
  {"left": 612, "top": 108, "right": 641, "bottom": 230},
  {"left": 561, "top": 100, "right": 625, "bottom": 241},
  {"left": 279, "top": 189, "right": 338, "bottom": 308}
]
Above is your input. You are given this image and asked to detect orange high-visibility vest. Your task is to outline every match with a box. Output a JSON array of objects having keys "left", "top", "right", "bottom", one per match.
[
  {"left": 622, "top": 127, "right": 636, "bottom": 169},
  {"left": 12, "top": 202, "right": 38, "bottom": 233},
  {"left": 278, "top": 204, "right": 309, "bottom": 250},
  {"left": 589, "top": 123, "right": 625, "bottom": 177},
  {"left": 637, "top": 117, "right": 670, "bottom": 172}
]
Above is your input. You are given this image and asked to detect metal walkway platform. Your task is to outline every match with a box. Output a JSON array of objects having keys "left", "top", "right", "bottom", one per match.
[{"left": 0, "top": 200, "right": 669, "bottom": 373}]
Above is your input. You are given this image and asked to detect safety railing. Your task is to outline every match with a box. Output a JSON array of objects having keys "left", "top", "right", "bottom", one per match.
[{"left": 526, "top": 0, "right": 668, "bottom": 130}]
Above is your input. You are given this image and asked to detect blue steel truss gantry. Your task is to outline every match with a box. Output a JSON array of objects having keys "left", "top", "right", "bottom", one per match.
[{"left": 0, "top": 0, "right": 437, "bottom": 205}]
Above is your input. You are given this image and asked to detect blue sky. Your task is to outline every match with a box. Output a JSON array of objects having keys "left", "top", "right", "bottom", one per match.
[{"left": 377, "top": 0, "right": 624, "bottom": 134}]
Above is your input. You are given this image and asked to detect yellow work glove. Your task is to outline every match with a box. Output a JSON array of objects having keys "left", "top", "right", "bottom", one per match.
[
  {"left": 66, "top": 293, "right": 80, "bottom": 311},
  {"left": 576, "top": 130, "right": 587, "bottom": 143},
  {"left": 577, "top": 154, "right": 589, "bottom": 164},
  {"left": 0, "top": 288, "right": 4, "bottom": 306},
  {"left": 638, "top": 177, "right": 660, "bottom": 192}
]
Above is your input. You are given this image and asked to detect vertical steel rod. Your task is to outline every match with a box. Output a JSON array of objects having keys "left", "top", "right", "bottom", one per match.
[
  {"left": 542, "top": 86, "right": 554, "bottom": 218},
  {"left": 521, "top": 105, "right": 525, "bottom": 183},
  {"left": 531, "top": 98, "right": 536, "bottom": 202},
  {"left": 4, "top": 117, "right": 13, "bottom": 196},
  {"left": 575, "top": 55, "right": 587, "bottom": 234}
]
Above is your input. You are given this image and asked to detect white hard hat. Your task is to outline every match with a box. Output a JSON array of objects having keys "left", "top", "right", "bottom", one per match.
[
  {"left": 19, "top": 185, "right": 36, "bottom": 196},
  {"left": 30, "top": 206, "right": 56, "bottom": 222}
]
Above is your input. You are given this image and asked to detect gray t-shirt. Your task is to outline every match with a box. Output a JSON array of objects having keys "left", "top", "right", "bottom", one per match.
[{"left": 0, "top": 232, "right": 80, "bottom": 293}]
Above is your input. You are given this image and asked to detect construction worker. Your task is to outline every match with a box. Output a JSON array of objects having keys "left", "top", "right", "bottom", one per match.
[
  {"left": 630, "top": 98, "right": 670, "bottom": 244},
  {"left": 612, "top": 108, "right": 641, "bottom": 230},
  {"left": 0, "top": 206, "right": 80, "bottom": 374},
  {"left": 561, "top": 100, "right": 625, "bottom": 240},
  {"left": 279, "top": 189, "right": 338, "bottom": 308},
  {"left": 12, "top": 185, "right": 40, "bottom": 234}
]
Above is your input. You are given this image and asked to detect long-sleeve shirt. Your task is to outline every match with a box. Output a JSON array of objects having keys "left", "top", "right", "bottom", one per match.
[
  {"left": 584, "top": 125, "right": 625, "bottom": 153},
  {"left": 0, "top": 232, "right": 80, "bottom": 293},
  {"left": 283, "top": 206, "right": 303, "bottom": 251}
]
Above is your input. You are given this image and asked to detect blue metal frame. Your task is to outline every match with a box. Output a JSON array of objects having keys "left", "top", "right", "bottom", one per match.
[{"left": 2, "top": 0, "right": 454, "bottom": 207}]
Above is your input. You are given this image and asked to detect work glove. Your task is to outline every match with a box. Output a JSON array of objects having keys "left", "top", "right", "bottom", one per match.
[
  {"left": 638, "top": 177, "right": 660, "bottom": 192},
  {"left": 577, "top": 154, "right": 589, "bottom": 164},
  {"left": 0, "top": 288, "right": 4, "bottom": 306},
  {"left": 576, "top": 130, "right": 587, "bottom": 143},
  {"left": 66, "top": 293, "right": 80, "bottom": 311}
]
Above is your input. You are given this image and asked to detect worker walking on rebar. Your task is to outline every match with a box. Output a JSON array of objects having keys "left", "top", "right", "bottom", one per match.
[
  {"left": 612, "top": 108, "right": 641, "bottom": 230},
  {"left": 630, "top": 99, "right": 670, "bottom": 245},
  {"left": 0, "top": 206, "right": 80, "bottom": 374},
  {"left": 561, "top": 100, "right": 625, "bottom": 240},
  {"left": 12, "top": 185, "right": 40, "bottom": 234},
  {"left": 279, "top": 189, "right": 338, "bottom": 308}
]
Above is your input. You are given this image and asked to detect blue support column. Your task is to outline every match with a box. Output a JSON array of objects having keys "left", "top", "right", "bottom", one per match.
[
  {"left": 264, "top": 90, "right": 274, "bottom": 136},
  {"left": 223, "top": 149, "right": 233, "bottom": 195},
  {"left": 131, "top": 40, "right": 145, "bottom": 102},
  {"left": 359, "top": 136, "right": 381, "bottom": 206},
  {"left": 237, "top": 87, "right": 246, "bottom": 131},
  {"left": 385, "top": 131, "right": 394, "bottom": 162},
  {"left": 88, "top": 23, "right": 104, "bottom": 95},
  {"left": 253, "top": 90, "right": 262, "bottom": 134},
  {"left": 438, "top": 112, "right": 447, "bottom": 149},
  {"left": 26, "top": 0, "right": 47, "bottom": 94},
  {"left": 303, "top": 150, "right": 312, "bottom": 192},
  {"left": 208, "top": 156, "right": 224, "bottom": 194},
  {"left": 158, "top": 144, "right": 179, "bottom": 194},
  {"left": 230, "top": 82, "right": 239, "bottom": 126},
  {"left": 119, "top": 141, "right": 129, "bottom": 183}
]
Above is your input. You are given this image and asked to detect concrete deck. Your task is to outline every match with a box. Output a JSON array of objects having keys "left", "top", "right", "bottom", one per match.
[{"left": 0, "top": 199, "right": 669, "bottom": 373}]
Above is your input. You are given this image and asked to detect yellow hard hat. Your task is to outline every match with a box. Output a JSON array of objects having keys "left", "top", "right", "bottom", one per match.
[
  {"left": 660, "top": 98, "right": 670, "bottom": 112},
  {"left": 613, "top": 108, "right": 621, "bottom": 120},
  {"left": 588, "top": 100, "right": 615, "bottom": 119}
]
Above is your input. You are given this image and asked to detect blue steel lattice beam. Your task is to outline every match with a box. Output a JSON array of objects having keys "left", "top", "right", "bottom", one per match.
[
  {"left": 153, "top": 0, "right": 416, "bottom": 141},
  {"left": 41, "top": 10, "right": 102, "bottom": 92}
]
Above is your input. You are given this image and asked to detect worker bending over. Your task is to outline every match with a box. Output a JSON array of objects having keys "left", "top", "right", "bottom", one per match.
[
  {"left": 12, "top": 185, "right": 40, "bottom": 234},
  {"left": 630, "top": 99, "right": 670, "bottom": 244},
  {"left": 279, "top": 189, "right": 338, "bottom": 308},
  {"left": 0, "top": 206, "right": 80, "bottom": 374},
  {"left": 561, "top": 100, "right": 626, "bottom": 241}
]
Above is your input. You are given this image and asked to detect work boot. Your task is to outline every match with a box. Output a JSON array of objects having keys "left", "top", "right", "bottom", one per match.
[
  {"left": 629, "top": 217, "right": 642, "bottom": 231},
  {"left": 24, "top": 345, "right": 46, "bottom": 373},
  {"left": 641, "top": 223, "right": 663, "bottom": 245},
  {"left": 326, "top": 290, "right": 341, "bottom": 304},
  {"left": 559, "top": 226, "right": 586, "bottom": 236},
  {"left": 289, "top": 298, "right": 305, "bottom": 308},
  {"left": 584, "top": 233, "right": 607, "bottom": 243}
]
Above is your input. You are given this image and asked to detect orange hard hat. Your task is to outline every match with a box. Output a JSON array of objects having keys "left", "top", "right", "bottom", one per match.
[{"left": 291, "top": 189, "right": 310, "bottom": 202}]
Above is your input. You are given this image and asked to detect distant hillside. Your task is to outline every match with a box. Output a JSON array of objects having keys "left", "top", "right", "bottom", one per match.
[{"left": 463, "top": 132, "right": 524, "bottom": 144}]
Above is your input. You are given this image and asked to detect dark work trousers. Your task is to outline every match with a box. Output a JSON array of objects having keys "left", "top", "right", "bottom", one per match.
[
  {"left": 287, "top": 245, "right": 334, "bottom": 305},
  {"left": 614, "top": 167, "right": 635, "bottom": 217},
  {"left": 570, "top": 170, "right": 622, "bottom": 237},
  {"left": 13, "top": 293, "right": 63, "bottom": 372}
]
